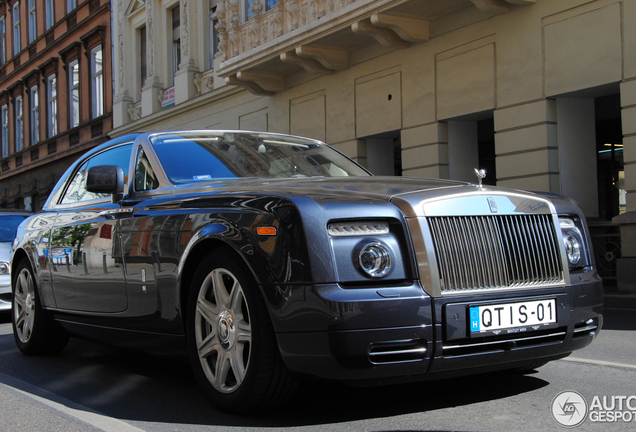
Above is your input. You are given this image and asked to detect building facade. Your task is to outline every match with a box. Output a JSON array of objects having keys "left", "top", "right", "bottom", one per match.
[
  {"left": 109, "top": 0, "right": 636, "bottom": 292},
  {"left": 0, "top": 0, "right": 112, "bottom": 211}
]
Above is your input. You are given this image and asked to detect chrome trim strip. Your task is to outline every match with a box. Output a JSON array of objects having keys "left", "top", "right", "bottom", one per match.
[
  {"left": 573, "top": 325, "right": 598, "bottom": 334},
  {"left": 404, "top": 217, "right": 438, "bottom": 297},
  {"left": 369, "top": 347, "right": 427, "bottom": 357},
  {"left": 444, "top": 331, "right": 567, "bottom": 351},
  {"left": 98, "top": 208, "right": 134, "bottom": 217}
]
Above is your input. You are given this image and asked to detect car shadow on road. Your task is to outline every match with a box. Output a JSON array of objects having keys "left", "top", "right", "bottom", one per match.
[
  {"left": 0, "top": 330, "right": 549, "bottom": 429},
  {"left": 0, "top": 312, "right": 11, "bottom": 325}
]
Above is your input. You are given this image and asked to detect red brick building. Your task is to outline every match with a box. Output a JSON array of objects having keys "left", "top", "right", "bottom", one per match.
[{"left": 0, "top": 0, "right": 112, "bottom": 211}]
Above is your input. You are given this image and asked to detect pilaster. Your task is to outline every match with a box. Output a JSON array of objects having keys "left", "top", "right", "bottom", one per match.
[
  {"left": 175, "top": 0, "right": 199, "bottom": 104},
  {"left": 113, "top": 92, "right": 133, "bottom": 128},
  {"left": 142, "top": 0, "right": 164, "bottom": 116},
  {"left": 400, "top": 123, "right": 449, "bottom": 179},
  {"left": 494, "top": 100, "right": 559, "bottom": 192}
]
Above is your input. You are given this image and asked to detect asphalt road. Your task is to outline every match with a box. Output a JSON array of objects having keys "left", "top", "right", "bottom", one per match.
[{"left": 1, "top": 308, "right": 635, "bottom": 432}]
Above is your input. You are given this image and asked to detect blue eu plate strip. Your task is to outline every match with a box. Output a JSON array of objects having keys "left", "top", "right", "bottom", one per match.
[{"left": 470, "top": 307, "right": 480, "bottom": 332}]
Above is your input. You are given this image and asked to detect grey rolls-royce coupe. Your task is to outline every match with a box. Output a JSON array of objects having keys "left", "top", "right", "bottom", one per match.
[{"left": 11, "top": 131, "right": 603, "bottom": 413}]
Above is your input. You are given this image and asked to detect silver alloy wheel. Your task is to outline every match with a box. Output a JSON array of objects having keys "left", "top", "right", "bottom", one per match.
[
  {"left": 13, "top": 267, "right": 36, "bottom": 343},
  {"left": 194, "top": 268, "right": 252, "bottom": 394}
]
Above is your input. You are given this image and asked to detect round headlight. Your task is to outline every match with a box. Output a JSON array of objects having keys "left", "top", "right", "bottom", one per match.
[
  {"left": 564, "top": 234, "right": 581, "bottom": 265},
  {"left": 358, "top": 243, "right": 392, "bottom": 278}
]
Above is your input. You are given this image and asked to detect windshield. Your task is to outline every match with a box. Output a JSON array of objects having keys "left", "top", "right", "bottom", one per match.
[
  {"left": 0, "top": 215, "right": 28, "bottom": 242},
  {"left": 150, "top": 132, "right": 370, "bottom": 184}
]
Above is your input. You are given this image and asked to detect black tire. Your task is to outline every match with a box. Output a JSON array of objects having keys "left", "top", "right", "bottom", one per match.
[
  {"left": 12, "top": 258, "right": 69, "bottom": 355},
  {"left": 186, "top": 250, "right": 296, "bottom": 413}
]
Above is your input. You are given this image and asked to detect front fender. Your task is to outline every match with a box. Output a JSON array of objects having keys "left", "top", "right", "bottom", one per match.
[
  {"left": 177, "top": 201, "right": 312, "bottom": 287},
  {"left": 11, "top": 212, "right": 58, "bottom": 308}
]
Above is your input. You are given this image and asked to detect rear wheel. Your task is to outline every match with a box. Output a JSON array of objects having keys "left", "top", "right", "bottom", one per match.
[
  {"left": 186, "top": 251, "right": 296, "bottom": 413},
  {"left": 12, "top": 258, "right": 69, "bottom": 355}
]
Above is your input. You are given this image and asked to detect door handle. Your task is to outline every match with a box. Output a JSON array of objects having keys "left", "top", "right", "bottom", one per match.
[{"left": 99, "top": 208, "right": 134, "bottom": 219}]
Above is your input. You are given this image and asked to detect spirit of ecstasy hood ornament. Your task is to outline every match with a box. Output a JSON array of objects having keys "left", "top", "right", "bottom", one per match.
[{"left": 474, "top": 168, "right": 486, "bottom": 187}]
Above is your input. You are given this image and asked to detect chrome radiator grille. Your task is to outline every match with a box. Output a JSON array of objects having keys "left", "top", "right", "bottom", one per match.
[{"left": 428, "top": 214, "right": 563, "bottom": 293}]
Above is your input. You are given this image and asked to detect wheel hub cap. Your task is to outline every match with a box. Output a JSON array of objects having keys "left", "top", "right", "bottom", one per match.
[
  {"left": 218, "top": 309, "right": 235, "bottom": 349},
  {"left": 25, "top": 293, "right": 34, "bottom": 312}
]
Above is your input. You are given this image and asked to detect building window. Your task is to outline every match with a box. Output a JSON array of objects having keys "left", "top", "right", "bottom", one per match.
[
  {"left": 0, "top": 16, "right": 5, "bottom": 65},
  {"left": 209, "top": 3, "right": 218, "bottom": 69},
  {"left": 45, "top": 0, "right": 54, "bottom": 30},
  {"left": 69, "top": 59, "right": 79, "bottom": 127},
  {"left": 243, "top": 0, "right": 276, "bottom": 22},
  {"left": 67, "top": 0, "right": 77, "bottom": 12},
  {"left": 30, "top": 85, "right": 38, "bottom": 145},
  {"left": 90, "top": 45, "right": 103, "bottom": 118},
  {"left": 1, "top": 105, "right": 8, "bottom": 158},
  {"left": 139, "top": 26, "right": 146, "bottom": 94},
  {"left": 172, "top": 5, "right": 181, "bottom": 79},
  {"left": 15, "top": 95, "right": 23, "bottom": 152},
  {"left": 47, "top": 74, "right": 57, "bottom": 138},
  {"left": 13, "top": 2, "right": 20, "bottom": 55},
  {"left": 28, "top": 0, "right": 36, "bottom": 44}
]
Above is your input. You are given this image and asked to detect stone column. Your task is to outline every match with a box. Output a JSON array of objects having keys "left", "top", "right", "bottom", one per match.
[
  {"left": 613, "top": 80, "right": 636, "bottom": 293},
  {"left": 494, "top": 100, "right": 559, "bottom": 192},
  {"left": 401, "top": 123, "right": 449, "bottom": 179},
  {"left": 556, "top": 98, "right": 598, "bottom": 217},
  {"left": 620, "top": 80, "right": 636, "bottom": 213},
  {"left": 447, "top": 121, "right": 478, "bottom": 183}
]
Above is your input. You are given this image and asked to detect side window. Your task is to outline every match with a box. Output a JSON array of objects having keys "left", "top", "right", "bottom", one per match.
[
  {"left": 60, "top": 144, "right": 133, "bottom": 204},
  {"left": 135, "top": 148, "right": 159, "bottom": 191}
]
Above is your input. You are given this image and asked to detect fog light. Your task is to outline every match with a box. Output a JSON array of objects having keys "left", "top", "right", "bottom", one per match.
[
  {"left": 358, "top": 243, "right": 392, "bottom": 278},
  {"left": 564, "top": 234, "right": 581, "bottom": 265},
  {"left": 0, "top": 262, "right": 9, "bottom": 275}
]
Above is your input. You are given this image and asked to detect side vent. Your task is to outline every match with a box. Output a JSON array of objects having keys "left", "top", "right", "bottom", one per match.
[{"left": 368, "top": 339, "right": 427, "bottom": 364}]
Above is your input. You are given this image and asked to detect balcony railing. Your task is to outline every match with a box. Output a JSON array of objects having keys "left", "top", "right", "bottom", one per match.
[
  {"left": 216, "top": 0, "right": 431, "bottom": 94},
  {"left": 215, "top": 0, "right": 535, "bottom": 95}
]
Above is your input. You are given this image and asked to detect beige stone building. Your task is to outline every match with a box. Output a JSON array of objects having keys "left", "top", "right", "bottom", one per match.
[{"left": 111, "top": 0, "right": 635, "bottom": 292}]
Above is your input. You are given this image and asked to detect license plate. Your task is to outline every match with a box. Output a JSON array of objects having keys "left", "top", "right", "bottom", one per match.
[{"left": 469, "top": 299, "right": 557, "bottom": 335}]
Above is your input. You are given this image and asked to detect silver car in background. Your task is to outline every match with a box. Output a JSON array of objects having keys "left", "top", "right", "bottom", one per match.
[{"left": 0, "top": 212, "right": 31, "bottom": 311}]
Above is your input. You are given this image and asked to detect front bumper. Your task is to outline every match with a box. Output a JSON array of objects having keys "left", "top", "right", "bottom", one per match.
[{"left": 271, "top": 271, "right": 603, "bottom": 383}]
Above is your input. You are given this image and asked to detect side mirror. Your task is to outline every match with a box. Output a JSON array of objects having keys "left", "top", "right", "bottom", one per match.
[{"left": 86, "top": 165, "right": 125, "bottom": 203}]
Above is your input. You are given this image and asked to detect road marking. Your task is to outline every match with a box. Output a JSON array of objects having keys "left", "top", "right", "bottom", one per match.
[
  {"left": 0, "top": 371, "right": 145, "bottom": 432},
  {"left": 561, "top": 356, "right": 636, "bottom": 371}
]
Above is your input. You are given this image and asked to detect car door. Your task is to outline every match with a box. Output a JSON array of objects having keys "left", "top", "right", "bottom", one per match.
[{"left": 48, "top": 143, "right": 133, "bottom": 313}]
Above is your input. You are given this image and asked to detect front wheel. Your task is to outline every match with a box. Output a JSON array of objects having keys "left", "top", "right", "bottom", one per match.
[
  {"left": 12, "top": 258, "right": 69, "bottom": 355},
  {"left": 186, "top": 251, "right": 296, "bottom": 413}
]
